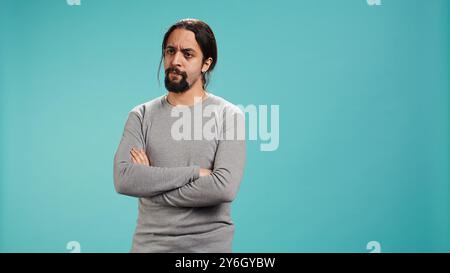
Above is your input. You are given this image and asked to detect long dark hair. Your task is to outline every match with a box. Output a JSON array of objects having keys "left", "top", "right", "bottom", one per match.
[{"left": 157, "top": 18, "right": 218, "bottom": 89}]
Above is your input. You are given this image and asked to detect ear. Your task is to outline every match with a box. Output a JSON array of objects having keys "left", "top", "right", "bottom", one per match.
[{"left": 201, "top": 57, "right": 213, "bottom": 73}]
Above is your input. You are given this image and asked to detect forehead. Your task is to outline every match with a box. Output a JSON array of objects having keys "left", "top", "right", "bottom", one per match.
[{"left": 166, "top": 28, "right": 201, "bottom": 52}]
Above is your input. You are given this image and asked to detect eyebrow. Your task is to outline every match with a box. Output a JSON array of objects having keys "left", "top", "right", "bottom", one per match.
[{"left": 166, "top": 45, "right": 197, "bottom": 53}]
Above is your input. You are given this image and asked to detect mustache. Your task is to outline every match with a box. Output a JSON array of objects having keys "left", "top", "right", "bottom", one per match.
[{"left": 165, "top": 67, "right": 187, "bottom": 77}]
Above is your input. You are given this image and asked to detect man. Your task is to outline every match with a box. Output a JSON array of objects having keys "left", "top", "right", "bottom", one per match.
[{"left": 113, "top": 18, "right": 246, "bottom": 253}]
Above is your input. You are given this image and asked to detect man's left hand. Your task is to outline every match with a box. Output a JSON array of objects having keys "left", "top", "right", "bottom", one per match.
[{"left": 130, "top": 148, "right": 150, "bottom": 166}]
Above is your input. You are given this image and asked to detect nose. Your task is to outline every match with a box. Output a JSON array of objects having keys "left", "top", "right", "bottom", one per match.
[{"left": 170, "top": 51, "right": 183, "bottom": 67}]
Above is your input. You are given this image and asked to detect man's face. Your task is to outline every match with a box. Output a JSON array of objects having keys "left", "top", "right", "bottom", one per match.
[{"left": 164, "top": 28, "right": 206, "bottom": 93}]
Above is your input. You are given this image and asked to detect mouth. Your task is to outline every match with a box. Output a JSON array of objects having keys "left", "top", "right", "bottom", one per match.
[
  {"left": 169, "top": 72, "right": 180, "bottom": 78},
  {"left": 169, "top": 71, "right": 183, "bottom": 79}
]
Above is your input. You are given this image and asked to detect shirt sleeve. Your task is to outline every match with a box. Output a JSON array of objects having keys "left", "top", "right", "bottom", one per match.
[
  {"left": 113, "top": 110, "right": 200, "bottom": 198},
  {"left": 149, "top": 108, "right": 246, "bottom": 207}
]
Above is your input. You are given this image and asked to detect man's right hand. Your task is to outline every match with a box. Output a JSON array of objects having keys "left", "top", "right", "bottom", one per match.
[{"left": 199, "top": 168, "right": 212, "bottom": 177}]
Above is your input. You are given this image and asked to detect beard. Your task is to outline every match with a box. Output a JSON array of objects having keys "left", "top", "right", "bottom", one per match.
[{"left": 164, "top": 67, "right": 190, "bottom": 93}]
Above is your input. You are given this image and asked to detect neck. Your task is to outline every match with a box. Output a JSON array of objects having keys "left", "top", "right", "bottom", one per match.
[{"left": 166, "top": 80, "right": 207, "bottom": 106}]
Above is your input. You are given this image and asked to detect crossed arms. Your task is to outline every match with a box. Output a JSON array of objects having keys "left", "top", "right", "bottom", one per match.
[{"left": 113, "top": 110, "right": 246, "bottom": 208}]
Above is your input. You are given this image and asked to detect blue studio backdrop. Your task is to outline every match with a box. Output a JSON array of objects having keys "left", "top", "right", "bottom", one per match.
[{"left": 0, "top": 0, "right": 449, "bottom": 252}]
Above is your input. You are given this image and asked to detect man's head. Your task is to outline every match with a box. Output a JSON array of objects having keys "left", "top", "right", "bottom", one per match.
[{"left": 159, "top": 19, "right": 217, "bottom": 93}]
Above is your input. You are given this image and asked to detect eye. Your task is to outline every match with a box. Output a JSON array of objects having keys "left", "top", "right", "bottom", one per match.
[
  {"left": 165, "top": 48, "right": 175, "bottom": 55},
  {"left": 184, "top": 52, "right": 192, "bottom": 58}
]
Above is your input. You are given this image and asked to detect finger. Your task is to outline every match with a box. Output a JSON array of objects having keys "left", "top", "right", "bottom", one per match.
[
  {"left": 130, "top": 151, "right": 138, "bottom": 163},
  {"left": 131, "top": 150, "right": 139, "bottom": 163},
  {"left": 131, "top": 150, "right": 142, "bottom": 164},
  {"left": 143, "top": 153, "right": 150, "bottom": 165},
  {"left": 137, "top": 150, "right": 147, "bottom": 163},
  {"left": 143, "top": 152, "right": 150, "bottom": 165},
  {"left": 140, "top": 149, "right": 150, "bottom": 165}
]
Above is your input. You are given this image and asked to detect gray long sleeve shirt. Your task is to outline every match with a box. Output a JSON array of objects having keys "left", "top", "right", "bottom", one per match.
[{"left": 113, "top": 92, "right": 246, "bottom": 253}]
